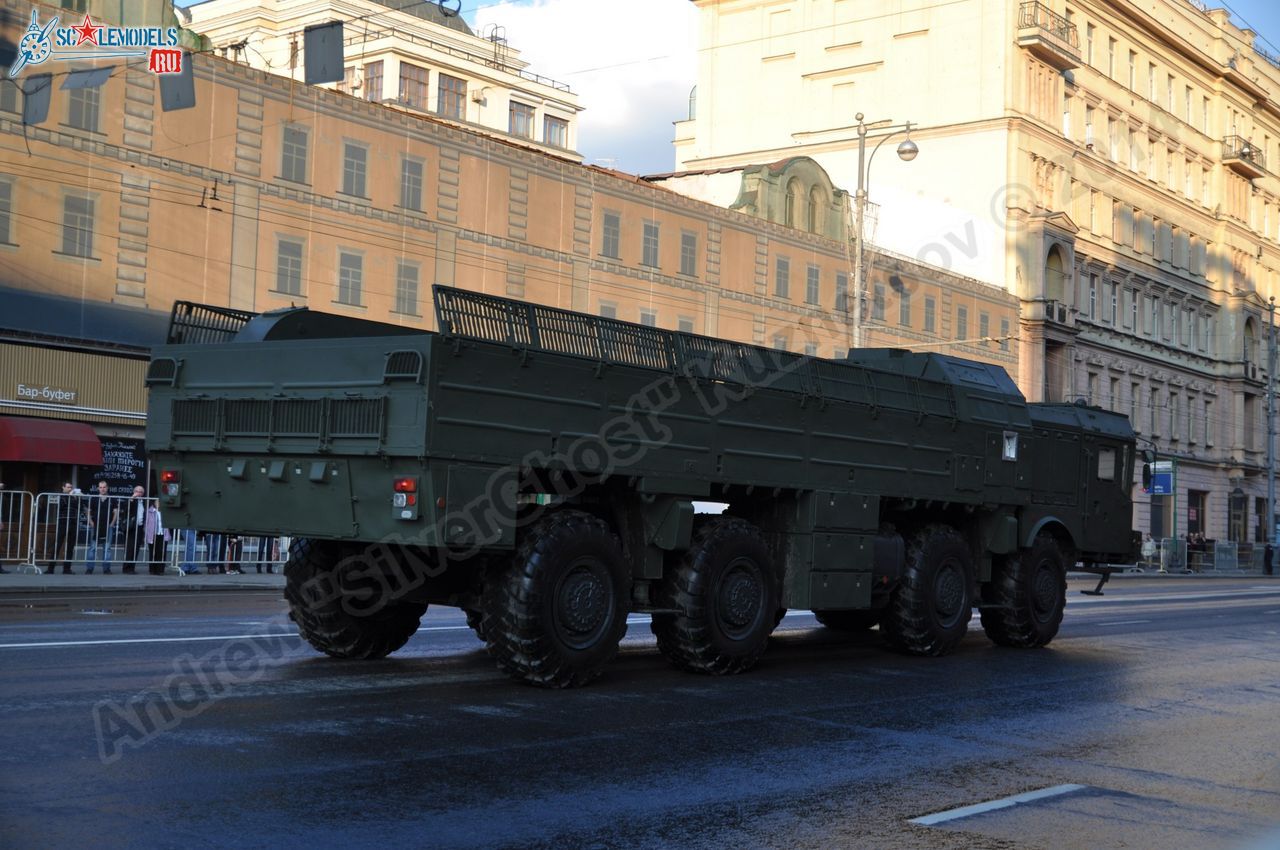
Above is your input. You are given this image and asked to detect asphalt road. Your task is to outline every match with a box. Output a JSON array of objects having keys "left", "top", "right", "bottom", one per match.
[{"left": 1, "top": 578, "right": 1278, "bottom": 850}]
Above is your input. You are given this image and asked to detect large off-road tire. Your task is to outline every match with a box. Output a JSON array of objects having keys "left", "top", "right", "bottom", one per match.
[
  {"left": 980, "top": 535, "right": 1067, "bottom": 648},
  {"left": 481, "top": 510, "right": 629, "bottom": 688},
  {"left": 284, "top": 538, "right": 427, "bottom": 659},
  {"left": 814, "top": 609, "right": 881, "bottom": 631},
  {"left": 882, "top": 524, "right": 973, "bottom": 656},
  {"left": 651, "top": 517, "right": 781, "bottom": 675}
]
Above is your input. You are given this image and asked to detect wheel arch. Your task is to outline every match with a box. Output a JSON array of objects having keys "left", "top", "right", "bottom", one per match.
[{"left": 1022, "top": 517, "right": 1076, "bottom": 560}]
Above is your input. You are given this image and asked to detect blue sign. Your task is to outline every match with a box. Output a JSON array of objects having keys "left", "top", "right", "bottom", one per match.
[{"left": 1149, "top": 472, "right": 1173, "bottom": 495}]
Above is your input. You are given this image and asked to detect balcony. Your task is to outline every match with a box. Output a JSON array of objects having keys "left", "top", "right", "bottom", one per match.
[
  {"left": 1222, "top": 135, "right": 1267, "bottom": 179},
  {"left": 1016, "top": 2, "right": 1081, "bottom": 71}
]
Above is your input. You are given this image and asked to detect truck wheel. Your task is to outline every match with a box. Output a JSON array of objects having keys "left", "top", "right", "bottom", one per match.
[
  {"left": 284, "top": 538, "right": 427, "bottom": 659},
  {"left": 882, "top": 524, "right": 972, "bottom": 656},
  {"left": 980, "top": 535, "right": 1066, "bottom": 648},
  {"left": 482, "top": 510, "right": 629, "bottom": 688},
  {"left": 651, "top": 517, "right": 781, "bottom": 675},
  {"left": 814, "top": 609, "right": 881, "bottom": 631},
  {"left": 463, "top": 607, "right": 487, "bottom": 643}
]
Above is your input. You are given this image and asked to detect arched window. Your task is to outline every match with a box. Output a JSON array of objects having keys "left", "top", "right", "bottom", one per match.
[
  {"left": 1045, "top": 245, "right": 1067, "bottom": 303},
  {"left": 1244, "top": 317, "right": 1257, "bottom": 363},
  {"left": 687, "top": 85, "right": 697, "bottom": 120},
  {"left": 808, "top": 185, "right": 826, "bottom": 234},
  {"left": 784, "top": 178, "right": 803, "bottom": 228}
]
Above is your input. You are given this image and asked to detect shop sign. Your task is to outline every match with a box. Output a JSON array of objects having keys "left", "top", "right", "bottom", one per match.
[{"left": 16, "top": 382, "right": 79, "bottom": 404}]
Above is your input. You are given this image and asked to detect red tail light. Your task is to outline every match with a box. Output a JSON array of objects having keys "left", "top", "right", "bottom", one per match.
[
  {"left": 393, "top": 477, "right": 417, "bottom": 492},
  {"left": 161, "top": 469, "right": 181, "bottom": 483}
]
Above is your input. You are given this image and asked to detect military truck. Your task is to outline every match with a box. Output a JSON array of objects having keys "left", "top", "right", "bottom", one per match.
[{"left": 145, "top": 287, "right": 1137, "bottom": 687}]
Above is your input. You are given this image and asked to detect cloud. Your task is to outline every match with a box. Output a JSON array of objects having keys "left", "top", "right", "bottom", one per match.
[{"left": 473, "top": 0, "right": 697, "bottom": 174}]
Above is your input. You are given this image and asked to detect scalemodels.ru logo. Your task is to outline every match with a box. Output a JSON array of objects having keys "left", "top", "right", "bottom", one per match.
[{"left": 9, "top": 7, "right": 183, "bottom": 78}]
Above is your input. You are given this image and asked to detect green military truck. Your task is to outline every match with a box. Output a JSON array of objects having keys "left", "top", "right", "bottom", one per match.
[{"left": 145, "top": 287, "right": 1137, "bottom": 687}]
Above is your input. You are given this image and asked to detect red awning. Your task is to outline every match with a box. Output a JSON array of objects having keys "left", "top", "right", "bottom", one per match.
[{"left": 0, "top": 417, "right": 104, "bottom": 465}]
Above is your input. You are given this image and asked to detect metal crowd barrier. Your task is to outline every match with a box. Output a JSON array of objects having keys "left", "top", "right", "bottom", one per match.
[{"left": 5, "top": 491, "right": 288, "bottom": 576}]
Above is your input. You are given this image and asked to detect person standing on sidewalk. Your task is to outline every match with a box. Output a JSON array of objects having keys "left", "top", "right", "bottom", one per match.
[
  {"left": 145, "top": 501, "right": 168, "bottom": 576},
  {"left": 50, "top": 483, "right": 80, "bottom": 574},
  {"left": 1141, "top": 534, "right": 1157, "bottom": 570},
  {"left": 84, "top": 481, "right": 119, "bottom": 575},
  {"left": 121, "top": 485, "right": 149, "bottom": 574}
]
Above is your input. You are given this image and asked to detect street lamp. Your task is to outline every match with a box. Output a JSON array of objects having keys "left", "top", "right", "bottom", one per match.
[{"left": 851, "top": 113, "right": 918, "bottom": 350}]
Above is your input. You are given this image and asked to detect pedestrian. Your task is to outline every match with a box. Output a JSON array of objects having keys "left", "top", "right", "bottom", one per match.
[
  {"left": 252, "top": 536, "right": 275, "bottom": 573},
  {"left": 49, "top": 482, "right": 79, "bottom": 575},
  {"left": 225, "top": 535, "right": 243, "bottom": 574},
  {"left": 121, "top": 485, "right": 149, "bottom": 574},
  {"left": 145, "top": 502, "right": 168, "bottom": 576},
  {"left": 205, "top": 531, "right": 227, "bottom": 574},
  {"left": 84, "top": 481, "right": 119, "bottom": 575},
  {"left": 1140, "top": 533, "right": 1156, "bottom": 569}
]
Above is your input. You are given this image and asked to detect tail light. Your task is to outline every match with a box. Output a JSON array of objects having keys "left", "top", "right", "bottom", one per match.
[
  {"left": 392, "top": 475, "right": 419, "bottom": 520},
  {"left": 160, "top": 469, "right": 183, "bottom": 506}
]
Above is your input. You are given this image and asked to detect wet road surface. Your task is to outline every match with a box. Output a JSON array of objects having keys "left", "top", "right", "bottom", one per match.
[{"left": 1, "top": 578, "right": 1278, "bottom": 849}]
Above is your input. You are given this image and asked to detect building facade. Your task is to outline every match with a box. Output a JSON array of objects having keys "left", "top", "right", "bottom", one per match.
[
  {"left": 678, "top": 0, "right": 1280, "bottom": 546},
  {"left": 185, "top": 0, "right": 583, "bottom": 159}
]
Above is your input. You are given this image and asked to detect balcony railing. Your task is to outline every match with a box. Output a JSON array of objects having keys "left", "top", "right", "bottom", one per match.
[
  {"left": 1223, "top": 135, "right": 1267, "bottom": 179},
  {"left": 1017, "top": 2, "right": 1080, "bottom": 70}
]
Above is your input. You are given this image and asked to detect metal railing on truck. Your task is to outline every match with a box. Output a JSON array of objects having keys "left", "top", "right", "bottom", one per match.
[{"left": 431, "top": 285, "right": 959, "bottom": 419}]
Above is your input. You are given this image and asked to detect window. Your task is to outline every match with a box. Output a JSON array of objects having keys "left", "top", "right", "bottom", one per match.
[
  {"left": 924, "top": 296, "right": 936, "bottom": 332},
  {"left": 61, "top": 0, "right": 88, "bottom": 10},
  {"left": 1107, "top": 37, "right": 1116, "bottom": 78},
  {"left": 337, "top": 251, "right": 363, "bottom": 306},
  {"left": 601, "top": 212, "right": 620, "bottom": 259},
  {"left": 599, "top": 302, "right": 617, "bottom": 319},
  {"left": 281, "top": 125, "right": 308, "bottom": 184},
  {"left": 437, "top": 73, "right": 466, "bottom": 120},
  {"left": 999, "top": 317, "right": 1010, "bottom": 350},
  {"left": 872, "top": 283, "right": 886, "bottom": 321},
  {"left": 805, "top": 342, "right": 818, "bottom": 357},
  {"left": 956, "top": 306, "right": 968, "bottom": 340},
  {"left": 1204, "top": 400, "right": 1214, "bottom": 446},
  {"left": 899, "top": 288, "right": 911, "bottom": 327},
  {"left": 0, "top": 75, "right": 17, "bottom": 114},
  {"left": 1148, "top": 62, "right": 1156, "bottom": 100},
  {"left": 1128, "top": 50, "right": 1136, "bottom": 89},
  {"left": 1128, "top": 128, "right": 1138, "bottom": 171},
  {"left": 1062, "top": 91, "right": 1072, "bottom": 138},
  {"left": 400, "top": 157, "right": 423, "bottom": 211},
  {"left": 1149, "top": 388, "right": 1159, "bottom": 435},
  {"left": 806, "top": 265, "right": 820, "bottom": 305},
  {"left": 639, "top": 309, "right": 657, "bottom": 327},
  {"left": 395, "top": 261, "right": 419, "bottom": 315},
  {"left": 979, "top": 312, "right": 990, "bottom": 344},
  {"left": 509, "top": 101, "right": 535, "bottom": 138},
  {"left": 1085, "top": 105, "right": 1095, "bottom": 147},
  {"left": 835, "top": 272, "right": 849, "bottom": 311},
  {"left": 808, "top": 186, "right": 825, "bottom": 234},
  {"left": 363, "top": 61, "right": 383, "bottom": 101},
  {"left": 68, "top": 85, "right": 99, "bottom": 132},
  {"left": 678, "top": 316, "right": 694, "bottom": 333},
  {"left": 1202, "top": 95, "right": 1211, "bottom": 135},
  {"left": 1085, "top": 24, "right": 1095, "bottom": 66},
  {"left": 60, "top": 195, "right": 93, "bottom": 257},
  {"left": 1108, "top": 116, "right": 1118, "bottom": 161},
  {"left": 1110, "top": 378, "right": 1120, "bottom": 412},
  {"left": 641, "top": 221, "right": 660, "bottom": 268},
  {"left": 775, "top": 256, "right": 790, "bottom": 298},
  {"left": 1166, "top": 74, "right": 1174, "bottom": 111},
  {"left": 1109, "top": 283, "right": 1118, "bottom": 324},
  {"left": 680, "top": 231, "right": 697, "bottom": 276},
  {"left": 275, "top": 238, "right": 303, "bottom": 295},
  {"left": 0, "top": 181, "right": 11, "bottom": 245},
  {"left": 1087, "top": 371, "right": 1099, "bottom": 404},
  {"left": 1185, "top": 86, "right": 1192, "bottom": 122},
  {"left": 1129, "top": 289, "right": 1138, "bottom": 328},
  {"left": 1089, "top": 275, "right": 1098, "bottom": 318},
  {"left": 1097, "top": 447, "right": 1116, "bottom": 481},
  {"left": 544, "top": 115, "right": 568, "bottom": 148},
  {"left": 399, "top": 62, "right": 428, "bottom": 108},
  {"left": 1130, "top": 383, "right": 1139, "bottom": 428},
  {"left": 342, "top": 143, "right": 367, "bottom": 198},
  {"left": 772, "top": 333, "right": 788, "bottom": 351}
]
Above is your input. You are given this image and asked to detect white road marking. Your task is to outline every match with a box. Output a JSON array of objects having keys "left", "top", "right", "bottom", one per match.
[
  {"left": 0, "top": 633, "right": 297, "bottom": 649},
  {"left": 910, "top": 784, "right": 1089, "bottom": 826},
  {"left": 1070, "top": 588, "right": 1280, "bottom": 605},
  {"left": 1264, "top": 610, "right": 1280, "bottom": 615},
  {"left": 1096, "top": 619, "right": 1152, "bottom": 626}
]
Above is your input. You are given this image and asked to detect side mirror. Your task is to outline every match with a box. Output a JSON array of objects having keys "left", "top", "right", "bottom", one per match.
[{"left": 1142, "top": 463, "right": 1152, "bottom": 491}]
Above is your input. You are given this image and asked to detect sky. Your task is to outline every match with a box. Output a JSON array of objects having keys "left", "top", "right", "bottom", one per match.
[{"left": 466, "top": 0, "right": 1280, "bottom": 176}]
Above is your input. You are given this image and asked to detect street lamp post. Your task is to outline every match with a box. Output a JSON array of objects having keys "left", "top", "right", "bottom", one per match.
[
  {"left": 1268, "top": 297, "right": 1276, "bottom": 548},
  {"left": 851, "top": 113, "right": 918, "bottom": 350}
]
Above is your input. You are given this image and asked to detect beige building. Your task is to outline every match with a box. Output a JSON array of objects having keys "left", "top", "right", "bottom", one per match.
[
  {"left": 185, "top": 0, "right": 583, "bottom": 159},
  {"left": 678, "top": 0, "right": 1280, "bottom": 547}
]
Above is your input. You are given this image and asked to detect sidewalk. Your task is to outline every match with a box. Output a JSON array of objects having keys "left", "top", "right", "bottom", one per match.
[{"left": 0, "top": 569, "right": 286, "bottom": 593}]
